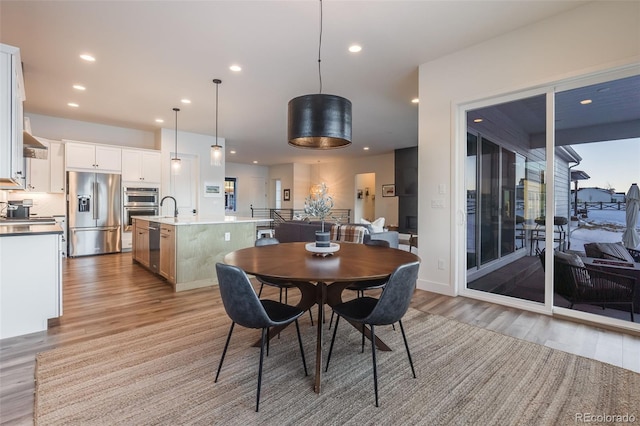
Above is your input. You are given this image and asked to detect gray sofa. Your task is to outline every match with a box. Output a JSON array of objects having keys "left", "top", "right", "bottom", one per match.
[{"left": 274, "top": 220, "right": 399, "bottom": 248}]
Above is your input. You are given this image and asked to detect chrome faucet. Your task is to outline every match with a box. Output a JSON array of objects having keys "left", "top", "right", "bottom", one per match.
[{"left": 160, "top": 196, "right": 178, "bottom": 218}]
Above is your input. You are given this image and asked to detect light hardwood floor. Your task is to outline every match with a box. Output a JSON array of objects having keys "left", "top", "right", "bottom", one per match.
[{"left": 1, "top": 252, "right": 639, "bottom": 425}]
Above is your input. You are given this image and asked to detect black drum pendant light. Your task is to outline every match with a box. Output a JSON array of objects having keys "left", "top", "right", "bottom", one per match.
[{"left": 288, "top": 0, "right": 352, "bottom": 149}]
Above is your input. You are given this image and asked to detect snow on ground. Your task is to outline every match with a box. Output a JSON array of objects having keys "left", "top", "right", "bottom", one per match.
[{"left": 568, "top": 209, "right": 640, "bottom": 252}]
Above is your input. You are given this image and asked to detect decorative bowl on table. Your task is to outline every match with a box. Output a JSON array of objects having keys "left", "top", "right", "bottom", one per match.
[{"left": 305, "top": 242, "right": 340, "bottom": 257}]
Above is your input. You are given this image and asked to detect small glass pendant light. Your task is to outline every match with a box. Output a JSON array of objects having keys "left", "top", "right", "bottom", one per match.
[
  {"left": 171, "top": 107, "right": 181, "bottom": 175},
  {"left": 210, "top": 79, "right": 223, "bottom": 166}
]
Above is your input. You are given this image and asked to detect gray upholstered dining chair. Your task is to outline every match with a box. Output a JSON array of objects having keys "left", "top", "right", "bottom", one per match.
[
  {"left": 325, "top": 261, "right": 420, "bottom": 407},
  {"left": 214, "top": 263, "right": 308, "bottom": 412},
  {"left": 328, "top": 239, "right": 391, "bottom": 348},
  {"left": 254, "top": 237, "right": 314, "bottom": 325}
]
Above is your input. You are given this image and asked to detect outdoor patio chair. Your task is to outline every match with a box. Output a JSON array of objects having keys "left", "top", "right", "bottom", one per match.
[
  {"left": 530, "top": 216, "right": 568, "bottom": 254},
  {"left": 539, "top": 250, "right": 635, "bottom": 321}
]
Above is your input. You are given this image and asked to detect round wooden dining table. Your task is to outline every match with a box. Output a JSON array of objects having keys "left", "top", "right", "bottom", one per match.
[{"left": 223, "top": 241, "right": 420, "bottom": 393}]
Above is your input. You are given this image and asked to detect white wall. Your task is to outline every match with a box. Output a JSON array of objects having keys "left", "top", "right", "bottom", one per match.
[
  {"left": 268, "top": 163, "right": 295, "bottom": 210},
  {"left": 310, "top": 152, "right": 397, "bottom": 225},
  {"left": 354, "top": 173, "right": 376, "bottom": 222},
  {"left": 159, "top": 128, "right": 226, "bottom": 217},
  {"left": 26, "top": 113, "right": 155, "bottom": 149},
  {"left": 226, "top": 162, "right": 269, "bottom": 217},
  {"left": 418, "top": 1, "right": 640, "bottom": 295},
  {"left": 292, "top": 163, "right": 311, "bottom": 210}
]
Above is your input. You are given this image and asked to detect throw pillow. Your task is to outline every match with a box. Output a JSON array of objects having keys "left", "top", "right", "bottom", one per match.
[
  {"left": 555, "top": 251, "right": 591, "bottom": 287},
  {"left": 555, "top": 250, "right": 585, "bottom": 268},
  {"left": 361, "top": 217, "right": 385, "bottom": 233},
  {"left": 371, "top": 217, "right": 385, "bottom": 232}
]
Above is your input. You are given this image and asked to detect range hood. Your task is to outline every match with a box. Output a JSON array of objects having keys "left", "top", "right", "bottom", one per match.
[{"left": 23, "top": 131, "right": 48, "bottom": 159}]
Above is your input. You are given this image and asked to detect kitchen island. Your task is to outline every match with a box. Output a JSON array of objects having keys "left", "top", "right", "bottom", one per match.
[
  {"left": 132, "top": 216, "right": 270, "bottom": 292},
  {"left": 0, "top": 223, "right": 64, "bottom": 339}
]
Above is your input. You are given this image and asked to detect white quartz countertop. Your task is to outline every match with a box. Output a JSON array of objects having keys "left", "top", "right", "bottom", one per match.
[
  {"left": 0, "top": 224, "right": 63, "bottom": 237},
  {"left": 133, "top": 215, "right": 272, "bottom": 226}
]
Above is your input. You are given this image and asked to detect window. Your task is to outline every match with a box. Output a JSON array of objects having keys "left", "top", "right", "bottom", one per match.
[{"left": 225, "top": 178, "right": 236, "bottom": 212}]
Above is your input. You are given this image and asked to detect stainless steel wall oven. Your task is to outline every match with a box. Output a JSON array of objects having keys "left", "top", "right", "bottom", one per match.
[{"left": 123, "top": 187, "right": 159, "bottom": 231}]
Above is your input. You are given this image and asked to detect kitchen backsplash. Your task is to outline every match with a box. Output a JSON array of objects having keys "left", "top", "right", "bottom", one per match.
[{"left": 4, "top": 192, "right": 65, "bottom": 217}]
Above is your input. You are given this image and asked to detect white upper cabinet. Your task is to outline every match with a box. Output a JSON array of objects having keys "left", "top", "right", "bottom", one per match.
[
  {"left": 122, "top": 148, "right": 161, "bottom": 183},
  {"left": 49, "top": 141, "right": 65, "bottom": 193},
  {"left": 25, "top": 138, "right": 65, "bottom": 193},
  {"left": 0, "top": 44, "right": 25, "bottom": 189},
  {"left": 25, "top": 139, "right": 50, "bottom": 191},
  {"left": 65, "top": 141, "right": 121, "bottom": 172}
]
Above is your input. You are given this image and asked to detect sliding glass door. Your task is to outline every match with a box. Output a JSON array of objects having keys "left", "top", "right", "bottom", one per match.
[
  {"left": 460, "top": 69, "right": 639, "bottom": 327},
  {"left": 465, "top": 94, "right": 547, "bottom": 305}
]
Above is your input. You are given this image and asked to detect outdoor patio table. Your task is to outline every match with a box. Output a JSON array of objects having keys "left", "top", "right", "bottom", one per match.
[{"left": 224, "top": 241, "right": 420, "bottom": 393}]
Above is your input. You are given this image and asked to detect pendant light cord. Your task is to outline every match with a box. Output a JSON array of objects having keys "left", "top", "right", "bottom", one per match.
[
  {"left": 212, "top": 79, "right": 222, "bottom": 148},
  {"left": 173, "top": 107, "right": 179, "bottom": 158},
  {"left": 318, "top": 0, "right": 323, "bottom": 94},
  {"left": 215, "top": 82, "right": 218, "bottom": 142}
]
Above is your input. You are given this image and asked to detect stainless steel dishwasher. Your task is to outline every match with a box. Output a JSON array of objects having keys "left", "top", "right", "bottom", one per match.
[{"left": 148, "top": 222, "right": 160, "bottom": 273}]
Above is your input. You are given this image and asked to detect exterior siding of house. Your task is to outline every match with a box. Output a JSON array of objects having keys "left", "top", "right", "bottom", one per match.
[{"left": 576, "top": 187, "right": 615, "bottom": 203}]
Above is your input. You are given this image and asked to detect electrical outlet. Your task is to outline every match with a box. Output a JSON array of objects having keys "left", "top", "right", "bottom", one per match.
[
  {"left": 224, "top": 232, "right": 231, "bottom": 241},
  {"left": 438, "top": 259, "right": 445, "bottom": 270},
  {"left": 431, "top": 199, "right": 445, "bottom": 209}
]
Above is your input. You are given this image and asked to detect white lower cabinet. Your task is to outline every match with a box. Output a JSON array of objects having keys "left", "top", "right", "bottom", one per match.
[{"left": 0, "top": 232, "right": 62, "bottom": 339}]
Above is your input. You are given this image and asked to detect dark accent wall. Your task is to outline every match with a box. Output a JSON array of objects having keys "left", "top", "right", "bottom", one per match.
[{"left": 395, "top": 147, "right": 418, "bottom": 234}]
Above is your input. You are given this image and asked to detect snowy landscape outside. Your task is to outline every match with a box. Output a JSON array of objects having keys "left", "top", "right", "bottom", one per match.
[{"left": 569, "top": 209, "right": 640, "bottom": 252}]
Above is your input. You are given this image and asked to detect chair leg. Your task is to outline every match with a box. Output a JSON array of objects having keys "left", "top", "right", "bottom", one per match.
[
  {"left": 256, "top": 327, "right": 267, "bottom": 412},
  {"left": 328, "top": 309, "right": 335, "bottom": 329},
  {"left": 266, "top": 326, "right": 270, "bottom": 355},
  {"left": 308, "top": 308, "right": 314, "bottom": 326},
  {"left": 361, "top": 324, "right": 365, "bottom": 353},
  {"left": 398, "top": 320, "right": 416, "bottom": 379},
  {"left": 325, "top": 315, "right": 340, "bottom": 372},
  {"left": 370, "top": 324, "right": 379, "bottom": 407},
  {"left": 294, "top": 319, "right": 308, "bottom": 376},
  {"left": 215, "top": 322, "right": 235, "bottom": 382},
  {"left": 257, "top": 283, "right": 264, "bottom": 297}
]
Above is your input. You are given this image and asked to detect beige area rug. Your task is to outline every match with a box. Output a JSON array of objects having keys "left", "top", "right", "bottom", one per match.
[{"left": 35, "top": 309, "right": 639, "bottom": 425}]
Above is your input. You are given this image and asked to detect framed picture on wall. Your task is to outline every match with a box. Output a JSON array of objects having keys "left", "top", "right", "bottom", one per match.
[
  {"left": 382, "top": 184, "right": 396, "bottom": 197},
  {"left": 283, "top": 188, "right": 291, "bottom": 201},
  {"left": 204, "top": 182, "right": 222, "bottom": 198}
]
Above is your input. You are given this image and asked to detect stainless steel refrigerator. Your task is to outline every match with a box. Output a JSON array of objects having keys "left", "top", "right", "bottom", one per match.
[{"left": 67, "top": 171, "right": 122, "bottom": 257}]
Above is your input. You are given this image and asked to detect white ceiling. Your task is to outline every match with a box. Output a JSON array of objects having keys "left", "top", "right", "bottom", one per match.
[{"left": 0, "top": 1, "right": 589, "bottom": 165}]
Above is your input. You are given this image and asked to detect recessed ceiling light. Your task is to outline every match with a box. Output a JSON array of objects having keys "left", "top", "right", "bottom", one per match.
[
  {"left": 73, "top": 84, "right": 86, "bottom": 91},
  {"left": 79, "top": 54, "right": 95, "bottom": 62},
  {"left": 363, "top": 146, "right": 370, "bottom": 151},
  {"left": 229, "top": 65, "right": 242, "bottom": 72},
  {"left": 411, "top": 98, "right": 419, "bottom": 104},
  {"left": 229, "top": 150, "right": 236, "bottom": 154},
  {"left": 252, "top": 160, "right": 258, "bottom": 164},
  {"left": 181, "top": 99, "right": 191, "bottom": 104},
  {"left": 155, "top": 118, "right": 164, "bottom": 123},
  {"left": 473, "top": 118, "right": 483, "bottom": 123},
  {"left": 348, "top": 45, "right": 362, "bottom": 53},
  {"left": 580, "top": 99, "right": 592, "bottom": 105},
  {"left": 67, "top": 102, "right": 79, "bottom": 108}
]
